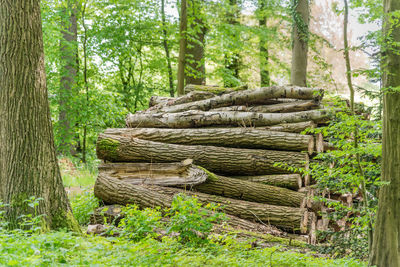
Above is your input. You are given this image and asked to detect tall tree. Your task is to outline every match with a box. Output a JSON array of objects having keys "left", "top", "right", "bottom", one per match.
[
  {"left": 224, "top": 0, "right": 241, "bottom": 87},
  {"left": 369, "top": 0, "right": 400, "bottom": 265},
  {"left": 59, "top": 0, "right": 79, "bottom": 155},
  {"left": 161, "top": 0, "right": 175, "bottom": 96},
  {"left": 185, "top": 0, "right": 207, "bottom": 85},
  {"left": 0, "top": 0, "right": 78, "bottom": 230},
  {"left": 258, "top": 0, "right": 270, "bottom": 87},
  {"left": 290, "top": 0, "right": 309, "bottom": 86},
  {"left": 177, "top": 0, "right": 188, "bottom": 96}
]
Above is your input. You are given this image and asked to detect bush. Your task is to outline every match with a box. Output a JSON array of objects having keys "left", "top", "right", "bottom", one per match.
[{"left": 70, "top": 190, "right": 99, "bottom": 225}]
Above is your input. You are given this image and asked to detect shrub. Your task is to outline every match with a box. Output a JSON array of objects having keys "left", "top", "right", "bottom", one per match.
[{"left": 70, "top": 190, "right": 99, "bottom": 225}]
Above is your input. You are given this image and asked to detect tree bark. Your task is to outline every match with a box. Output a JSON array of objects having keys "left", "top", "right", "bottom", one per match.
[
  {"left": 190, "top": 175, "right": 306, "bottom": 207},
  {"left": 148, "top": 91, "right": 214, "bottom": 108},
  {"left": 59, "top": 0, "right": 79, "bottom": 155},
  {"left": 290, "top": 0, "right": 309, "bottom": 86},
  {"left": 161, "top": 0, "right": 175, "bottom": 97},
  {"left": 211, "top": 100, "right": 320, "bottom": 113},
  {"left": 184, "top": 84, "right": 248, "bottom": 95},
  {"left": 258, "top": 0, "right": 270, "bottom": 87},
  {"left": 97, "top": 134, "right": 308, "bottom": 175},
  {"left": 231, "top": 174, "right": 302, "bottom": 190},
  {"left": 185, "top": 0, "right": 206, "bottom": 85},
  {"left": 259, "top": 121, "right": 316, "bottom": 133},
  {"left": 369, "top": 0, "right": 400, "bottom": 265},
  {"left": 0, "top": 0, "right": 78, "bottom": 230},
  {"left": 177, "top": 0, "right": 187, "bottom": 96},
  {"left": 125, "top": 109, "right": 328, "bottom": 128},
  {"left": 98, "top": 160, "right": 208, "bottom": 186},
  {"left": 152, "top": 85, "right": 323, "bottom": 113},
  {"left": 104, "top": 127, "right": 315, "bottom": 153},
  {"left": 94, "top": 174, "right": 315, "bottom": 232}
]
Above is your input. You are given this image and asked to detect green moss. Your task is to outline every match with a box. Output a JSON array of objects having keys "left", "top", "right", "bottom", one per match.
[
  {"left": 51, "top": 209, "right": 82, "bottom": 234},
  {"left": 97, "top": 138, "right": 120, "bottom": 160},
  {"left": 197, "top": 166, "right": 218, "bottom": 181}
]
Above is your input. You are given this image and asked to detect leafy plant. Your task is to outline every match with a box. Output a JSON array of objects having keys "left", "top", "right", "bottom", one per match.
[{"left": 70, "top": 190, "right": 99, "bottom": 225}]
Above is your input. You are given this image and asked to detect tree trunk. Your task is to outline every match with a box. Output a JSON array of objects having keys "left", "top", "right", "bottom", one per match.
[
  {"left": 104, "top": 127, "right": 315, "bottom": 153},
  {"left": 59, "top": 0, "right": 79, "bottom": 155},
  {"left": 94, "top": 174, "right": 315, "bottom": 232},
  {"left": 148, "top": 91, "right": 214, "bottom": 109},
  {"left": 369, "top": 0, "right": 400, "bottom": 265},
  {"left": 231, "top": 174, "right": 302, "bottom": 190},
  {"left": 98, "top": 160, "right": 208, "bottom": 186},
  {"left": 258, "top": 0, "right": 270, "bottom": 87},
  {"left": 211, "top": 100, "right": 320, "bottom": 113},
  {"left": 151, "top": 85, "right": 323, "bottom": 113},
  {"left": 161, "top": 0, "right": 175, "bottom": 97},
  {"left": 176, "top": 0, "right": 187, "bottom": 96},
  {"left": 290, "top": 0, "right": 309, "bottom": 86},
  {"left": 126, "top": 109, "right": 328, "bottom": 128},
  {"left": 190, "top": 175, "right": 306, "bottom": 207},
  {"left": 184, "top": 84, "right": 248, "bottom": 95},
  {"left": 185, "top": 0, "right": 206, "bottom": 85},
  {"left": 97, "top": 134, "right": 308, "bottom": 176},
  {"left": 259, "top": 121, "right": 316, "bottom": 133},
  {"left": 0, "top": 0, "right": 78, "bottom": 230}
]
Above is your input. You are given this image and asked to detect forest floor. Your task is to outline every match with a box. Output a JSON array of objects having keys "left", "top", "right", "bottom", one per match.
[{"left": 0, "top": 160, "right": 367, "bottom": 266}]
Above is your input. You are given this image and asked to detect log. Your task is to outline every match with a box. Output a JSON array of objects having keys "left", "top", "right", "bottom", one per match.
[
  {"left": 259, "top": 121, "right": 316, "bottom": 133},
  {"left": 97, "top": 134, "right": 308, "bottom": 175},
  {"left": 184, "top": 84, "right": 248, "bottom": 95},
  {"left": 231, "top": 174, "right": 302, "bottom": 190},
  {"left": 211, "top": 100, "right": 320, "bottom": 113},
  {"left": 125, "top": 110, "right": 329, "bottom": 128},
  {"left": 104, "top": 128, "right": 315, "bottom": 153},
  {"left": 98, "top": 160, "right": 207, "bottom": 186},
  {"left": 156, "top": 86, "right": 324, "bottom": 113},
  {"left": 148, "top": 90, "right": 215, "bottom": 108},
  {"left": 94, "top": 173, "right": 315, "bottom": 232},
  {"left": 189, "top": 174, "right": 306, "bottom": 207}
]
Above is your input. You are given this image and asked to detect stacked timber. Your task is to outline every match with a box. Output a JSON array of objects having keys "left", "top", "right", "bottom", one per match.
[{"left": 94, "top": 84, "right": 331, "bottom": 244}]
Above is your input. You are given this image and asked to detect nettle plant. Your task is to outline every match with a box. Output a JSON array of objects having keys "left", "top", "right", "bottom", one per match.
[{"left": 305, "top": 96, "right": 382, "bottom": 259}]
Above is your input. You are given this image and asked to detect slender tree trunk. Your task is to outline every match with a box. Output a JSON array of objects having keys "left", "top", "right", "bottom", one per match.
[
  {"left": 369, "top": 0, "right": 400, "bottom": 265},
  {"left": 224, "top": 0, "right": 241, "bottom": 87},
  {"left": 177, "top": 0, "right": 187, "bottom": 96},
  {"left": 290, "top": 0, "right": 309, "bottom": 86},
  {"left": 59, "top": 0, "right": 79, "bottom": 155},
  {"left": 258, "top": 0, "right": 270, "bottom": 87},
  {"left": 0, "top": 0, "right": 79, "bottom": 230},
  {"left": 81, "top": 1, "right": 89, "bottom": 163},
  {"left": 185, "top": 0, "right": 206, "bottom": 85},
  {"left": 161, "top": 0, "right": 175, "bottom": 97}
]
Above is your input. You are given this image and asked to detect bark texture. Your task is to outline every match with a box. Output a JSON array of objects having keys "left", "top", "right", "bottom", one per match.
[
  {"left": 97, "top": 134, "right": 307, "bottom": 175},
  {"left": 184, "top": 84, "right": 248, "bottom": 95},
  {"left": 190, "top": 175, "right": 306, "bottom": 207},
  {"left": 258, "top": 0, "right": 270, "bottom": 86},
  {"left": 154, "top": 86, "right": 323, "bottom": 113},
  {"left": 369, "top": 0, "right": 400, "bottom": 265},
  {"left": 104, "top": 128, "right": 314, "bottom": 152},
  {"left": 94, "top": 174, "right": 314, "bottom": 232},
  {"left": 126, "top": 109, "right": 328, "bottom": 128},
  {"left": 177, "top": 0, "right": 187, "bottom": 96},
  {"left": 291, "top": 0, "right": 309, "bottom": 86},
  {"left": 0, "top": 0, "right": 77, "bottom": 230},
  {"left": 231, "top": 174, "right": 302, "bottom": 190},
  {"left": 98, "top": 160, "right": 207, "bottom": 186},
  {"left": 259, "top": 121, "right": 316, "bottom": 133},
  {"left": 148, "top": 91, "right": 214, "bottom": 109},
  {"left": 211, "top": 100, "right": 320, "bottom": 113}
]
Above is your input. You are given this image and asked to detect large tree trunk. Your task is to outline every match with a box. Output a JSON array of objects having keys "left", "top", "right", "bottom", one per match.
[
  {"left": 369, "top": 0, "right": 400, "bottom": 265},
  {"left": 148, "top": 91, "right": 214, "bottom": 109},
  {"left": 0, "top": 0, "right": 78, "bottom": 230},
  {"left": 211, "top": 100, "right": 320, "bottom": 113},
  {"left": 97, "top": 134, "right": 308, "bottom": 175},
  {"left": 176, "top": 0, "right": 187, "bottom": 96},
  {"left": 126, "top": 109, "right": 328, "bottom": 128},
  {"left": 259, "top": 121, "right": 316, "bottom": 133},
  {"left": 94, "top": 174, "right": 315, "bottom": 232},
  {"left": 185, "top": 0, "right": 206, "bottom": 85},
  {"left": 152, "top": 85, "right": 323, "bottom": 113},
  {"left": 290, "top": 0, "right": 309, "bottom": 86},
  {"left": 231, "top": 174, "right": 302, "bottom": 190},
  {"left": 98, "top": 160, "right": 207, "bottom": 186},
  {"left": 58, "top": 0, "right": 79, "bottom": 155},
  {"left": 104, "top": 128, "right": 315, "bottom": 153},
  {"left": 184, "top": 84, "right": 248, "bottom": 95}
]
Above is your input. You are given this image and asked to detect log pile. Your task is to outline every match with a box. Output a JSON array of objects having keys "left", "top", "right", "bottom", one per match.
[{"left": 94, "top": 84, "right": 332, "bottom": 244}]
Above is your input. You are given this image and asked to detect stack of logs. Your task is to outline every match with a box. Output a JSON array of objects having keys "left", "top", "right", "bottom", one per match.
[{"left": 93, "top": 84, "right": 332, "bottom": 243}]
